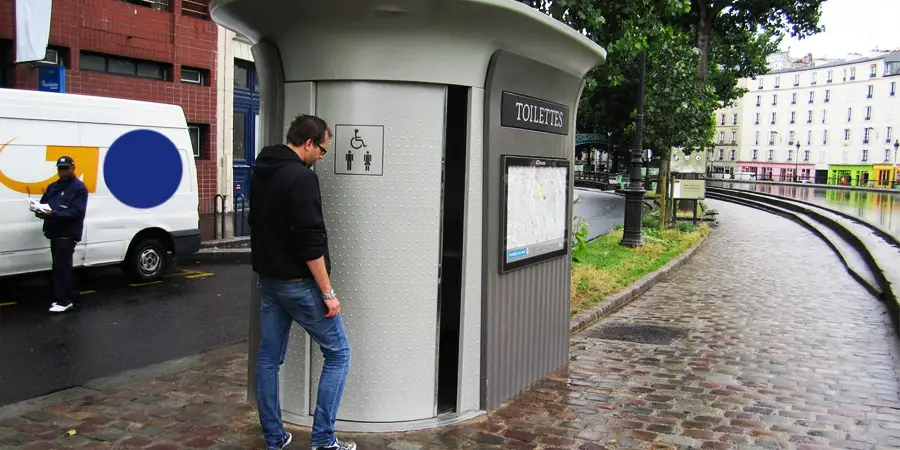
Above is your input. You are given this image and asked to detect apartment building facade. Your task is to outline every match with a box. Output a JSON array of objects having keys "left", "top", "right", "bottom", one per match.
[
  {"left": 733, "top": 52, "right": 900, "bottom": 187},
  {"left": 0, "top": 0, "right": 220, "bottom": 211}
]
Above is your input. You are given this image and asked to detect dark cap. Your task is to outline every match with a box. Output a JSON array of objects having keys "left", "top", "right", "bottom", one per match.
[{"left": 56, "top": 156, "right": 75, "bottom": 167}]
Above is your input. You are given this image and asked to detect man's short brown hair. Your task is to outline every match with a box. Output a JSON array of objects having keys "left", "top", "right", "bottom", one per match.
[{"left": 286, "top": 114, "right": 331, "bottom": 147}]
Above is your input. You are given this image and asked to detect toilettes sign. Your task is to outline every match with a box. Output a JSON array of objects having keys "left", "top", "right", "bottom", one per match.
[{"left": 500, "top": 91, "right": 570, "bottom": 135}]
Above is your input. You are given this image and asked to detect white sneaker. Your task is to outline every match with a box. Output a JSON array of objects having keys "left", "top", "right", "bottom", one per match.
[{"left": 49, "top": 303, "right": 73, "bottom": 313}]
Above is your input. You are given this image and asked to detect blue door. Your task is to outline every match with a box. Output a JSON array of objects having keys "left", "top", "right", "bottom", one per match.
[{"left": 233, "top": 60, "right": 260, "bottom": 207}]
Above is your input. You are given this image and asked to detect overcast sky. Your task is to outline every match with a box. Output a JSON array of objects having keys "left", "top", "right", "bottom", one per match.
[{"left": 778, "top": 0, "right": 900, "bottom": 58}]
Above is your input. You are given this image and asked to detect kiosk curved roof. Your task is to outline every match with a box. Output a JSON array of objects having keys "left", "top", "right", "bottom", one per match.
[{"left": 209, "top": 0, "right": 607, "bottom": 87}]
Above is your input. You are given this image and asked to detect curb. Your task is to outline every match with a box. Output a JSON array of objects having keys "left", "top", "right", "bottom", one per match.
[{"left": 569, "top": 233, "right": 710, "bottom": 335}]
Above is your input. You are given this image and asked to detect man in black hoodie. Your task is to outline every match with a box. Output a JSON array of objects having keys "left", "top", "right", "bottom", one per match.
[{"left": 249, "top": 115, "right": 355, "bottom": 450}]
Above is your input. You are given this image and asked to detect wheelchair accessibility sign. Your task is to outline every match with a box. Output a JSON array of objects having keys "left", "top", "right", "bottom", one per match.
[{"left": 333, "top": 124, "right": 384, "bottom": 176}]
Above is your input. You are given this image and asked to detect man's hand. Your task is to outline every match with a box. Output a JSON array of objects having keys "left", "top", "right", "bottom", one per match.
[{"left": 324, "top": 297, "right": 341, "bottom": 318}]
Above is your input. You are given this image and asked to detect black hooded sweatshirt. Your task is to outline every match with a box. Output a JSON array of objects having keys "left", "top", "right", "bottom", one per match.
[{"left": 248, "top": 144, "right": 330, "bottom": 280}]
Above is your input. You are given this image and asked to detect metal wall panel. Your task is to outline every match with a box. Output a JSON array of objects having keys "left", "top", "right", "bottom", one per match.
[
  {"left": 278, "top": 81, "right": 317, "bottom": 420},
  {"left": 308, "top": 81, "right": 448, "bottom": 422},
  {"left": 481, "top": 51, "right": 585, "bottom": 409},
  {"left": 457, "top": 87, "right": 484, "bottom": 413},
  {"left": 247, "top": 39, "right": 286, "bottom": 407}
]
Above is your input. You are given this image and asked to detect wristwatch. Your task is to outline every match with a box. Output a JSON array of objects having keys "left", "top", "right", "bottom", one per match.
[{"left": 323, "top": 289, "right": 337, "bottom": 299}]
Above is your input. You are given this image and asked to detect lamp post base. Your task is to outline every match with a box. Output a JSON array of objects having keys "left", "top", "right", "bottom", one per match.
[{"left": 619, "top": 184, "right": 645, "bottom": 248}]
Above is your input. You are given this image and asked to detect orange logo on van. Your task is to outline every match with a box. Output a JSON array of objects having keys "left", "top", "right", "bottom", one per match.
[{"left": 0, "top": 138, "right": 99, "bottom": 195}]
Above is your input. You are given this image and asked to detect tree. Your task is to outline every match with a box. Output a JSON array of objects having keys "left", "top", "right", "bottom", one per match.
[{"left": 685, "top": 0, "right": 825, "bottom": 85}]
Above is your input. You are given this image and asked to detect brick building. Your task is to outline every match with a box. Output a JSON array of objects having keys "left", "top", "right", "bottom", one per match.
[{"left": 0, "top": 0, "right": 219, "bottom": 213}]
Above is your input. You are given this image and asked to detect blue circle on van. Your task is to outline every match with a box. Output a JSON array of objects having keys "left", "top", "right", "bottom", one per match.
[{"left": 104, "top": 129, "right": 183, "bottom": 209}]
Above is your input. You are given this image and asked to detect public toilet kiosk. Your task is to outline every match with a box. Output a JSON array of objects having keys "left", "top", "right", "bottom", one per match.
[{"left": 210, "top": 0, "right": 606, "bottom": 432}]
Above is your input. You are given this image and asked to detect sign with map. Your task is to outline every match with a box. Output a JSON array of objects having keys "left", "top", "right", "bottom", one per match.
[{"left": 500, "top": 155, "right": 570, "bottom": 272}]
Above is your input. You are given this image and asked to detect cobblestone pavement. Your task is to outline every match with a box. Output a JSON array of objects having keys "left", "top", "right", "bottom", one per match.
[{"left": 2, "top": 200, "right": 900, "bottom": 449}]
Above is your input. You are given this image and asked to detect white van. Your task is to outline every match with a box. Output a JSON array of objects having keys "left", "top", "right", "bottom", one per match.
[{"left": 0, "top": 88, "right": 200, "bottom": 282}]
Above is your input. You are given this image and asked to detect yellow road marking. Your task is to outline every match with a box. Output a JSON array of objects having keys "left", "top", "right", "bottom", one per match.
[
  {"left": 166, "top": 269, "right": 200, "bottom": 277},
  {"left": 185, "top": 272, "right": 214, "bottom": 279},
  {"left": 0, "top": 302, "right": 16, "bottom": 307},
  {"left": 80, "top": 290, "right": 96, "bottom": 295},
  {"left": 129, "top": 281, "right": 162, "bottom": 287}
]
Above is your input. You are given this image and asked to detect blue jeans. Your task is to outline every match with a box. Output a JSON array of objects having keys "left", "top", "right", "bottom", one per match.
[{"left": 255, "top": 276, "right": 351, "bottom": 449}]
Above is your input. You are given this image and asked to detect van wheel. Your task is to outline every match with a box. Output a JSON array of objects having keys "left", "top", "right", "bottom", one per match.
[{"left": 125, "top": 238, "right": 169, "bottom": 282}]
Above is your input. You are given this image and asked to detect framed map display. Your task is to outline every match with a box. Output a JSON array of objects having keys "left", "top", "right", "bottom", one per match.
[{"left": 499, "top": 155, "right": 570, "bottom": 273}]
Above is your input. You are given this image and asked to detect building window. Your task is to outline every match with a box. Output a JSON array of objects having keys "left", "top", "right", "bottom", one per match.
[
  {"left": 791, "top": 93, "right": 797, "bottom": 104},
  {"left": 885, "top": 149, "right": 892, "bottom": 163},
  {"left": 850, "top": 67, "right": 856, "bottom": 80},
  {"left": 754, "top": 113, "right": 760, "bottom": 125},
  {"left": 823, "top": 130, "right": 828, "bottom": 145},
  {"left": 892, "top": 82, "right": 896, "bottom": 96},
  {"left": 804, "top": 150, "right": 810, "bottom": 162},
  {"left": 847, "top": 107, "right": 852, "bottom": 122},
  {"left": 80, "top": 51, "right": 170, "bottom": 81},
  {"left": 188, "top": 124, "right": 204, "bottom": 158},
  {"left": 732, "top": 113, "right": 738, "bottom": 125},
  {"left": 182, "top": 0, "right": 210, "bottom": 19},
  {"left": 861, "top": 149, "right": 868, "bottom": 162},
  {"left": 887, "top": 61, "right": 900, "bottom": 76},
  {"left": 825, "top": 90, "right": 831, "bottom": 102},
  {"left": 752, "top": 149, "right": 758, "bottom": 160},
  {"left": 811, "top": 72, "right": 817, "bottom": 85},
  {"left": 867, "top": 85, "right": 874, "bottom": 98},
  {"left": 769, "top": 131, "right": 777, "bottom": 145},
  {"left": 768, "top": 149, "right": 774, "bottom": 161},
  {"left": 718, "top": 149, "right": 724, "bottom": 160},
  {"left": 788, "top": 130, "right": 795, "bottom": 145},
  {"left": 770, "top": 112, "right": 776, "bottom": 125},
  {"left": 123, "top": 0, "right": 169, "bottom": 12},
  {"left": 233, "top": 59, "right": 258, "bottom": 92},
  {"left": 720, "top": 114, "right": 726, "bottom": 126},
  {"left": 865, "top": 106, "right": 872, "bottom": 120},
  {"left": 807, "top": 110, "right": 813, "bottom": 124},
  {"left": 731, "top": 131, "right": 737, "bottom": 144},
  {"left": 730, "top": 150, "right": 736, "bottom": 161},
  {"left": 844, "top": 129, "right": 851, "bottom": 141},
  {"left": 758, "top": 78, "right": 763, "bottom": 89},
  {"left": 827, "top": 70, "right": 833, "bottom": 83},
  {"left": 790, "top": 111, "right": 796, "bottom": 124},
  {"left": 772, "top": 94, "right": 778, "bottom": 106},
  {"left": 819, "top": 150, "right": 826, "bottom": 162},
  {"left": 180, "top": 67, "right": 210, "bottom": 85},
  {"left": 887, "top": 126, "right": 893, "bottom": 143},
  {"left": 807, "top": 130, "right": 812, "bottom": 145},
  {"left": 870, "top": 64, "right": 877, "bottom": 78},
  {"left": 794, "top": 74, "right": 800, "bottom": 86},
  {"left": 808, "top": 91, "right": 814, "bottom": 103},
  {"left": 864, "top": 128, "right": 871, "bottom": 144},
  {"left": 775, "top": 76, "right": 781, "bottom": 88},
  {"left": 756, "top": 95, "right": 761, "bottom": 107},
  {"left": 755, "top": 131, "right": 759, "bottom": 145},
  {"left": 718, "top": 131, "right": 725, "bottom": 144},
  {"left": 822, "top": 109, "right": 827, "bottom": 124},
  {"left": 787, "top": 149, "right": 794, "bottom": 161}
]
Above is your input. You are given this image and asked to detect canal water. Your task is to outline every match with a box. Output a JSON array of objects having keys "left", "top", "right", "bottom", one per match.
[{"left": 709, "top": 181, "right": 900, "bottom": 240}]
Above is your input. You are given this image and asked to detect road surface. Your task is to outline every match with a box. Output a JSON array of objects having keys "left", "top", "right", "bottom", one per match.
[{"left": 0, "top": 257, "right": 252, "bottom": 406}]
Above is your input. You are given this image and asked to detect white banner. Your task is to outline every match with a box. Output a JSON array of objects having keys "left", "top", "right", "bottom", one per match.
[{"left": 15, "top": 0, "right": 53, "bottom": 63}]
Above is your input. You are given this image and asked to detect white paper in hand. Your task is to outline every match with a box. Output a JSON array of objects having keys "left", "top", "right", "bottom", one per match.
[{"left": 27, "top": 198, "right": 52, "bottom": 213}]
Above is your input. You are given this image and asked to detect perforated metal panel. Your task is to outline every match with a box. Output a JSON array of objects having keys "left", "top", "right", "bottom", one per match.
[
  {"left": 278, "top": 82, "right": 317, "bottom": 419},
  {"left": 457, "top": 88, "right": 484, "bottom": 413},
  {"left": 307, "top": 81, "right": 447, "bottom": 422}
]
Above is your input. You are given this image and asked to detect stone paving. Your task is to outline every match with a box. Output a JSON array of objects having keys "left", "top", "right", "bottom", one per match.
[{"left": 2, "top": 200, "right": 900, "bottom": 449}]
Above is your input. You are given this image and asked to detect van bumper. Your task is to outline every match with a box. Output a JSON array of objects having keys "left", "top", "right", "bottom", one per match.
[{"left": 171, "top": 229, "right": 202, "bottom": 255}]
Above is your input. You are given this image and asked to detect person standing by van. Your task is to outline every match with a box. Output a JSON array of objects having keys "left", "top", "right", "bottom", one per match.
[
  {"left": 36, "top": 156, "right": 88, "bottom": 313},
  {"left": 248, "top": 115, "right": 355, "bottom": 450}
]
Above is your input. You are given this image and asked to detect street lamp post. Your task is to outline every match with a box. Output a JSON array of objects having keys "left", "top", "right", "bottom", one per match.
[
  {"left": 894, "top": 140, "right": 899, "bottom": 188},
  {"left": 794, "top": 142, "right": 800, "bottom": 182},
  {"left": 620, "top": 49, "right": 647, "bottom": 248}
]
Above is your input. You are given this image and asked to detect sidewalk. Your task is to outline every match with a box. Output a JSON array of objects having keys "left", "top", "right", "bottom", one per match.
[{"left": 3, "top": 201, "right": 900, "bottom": 449}]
